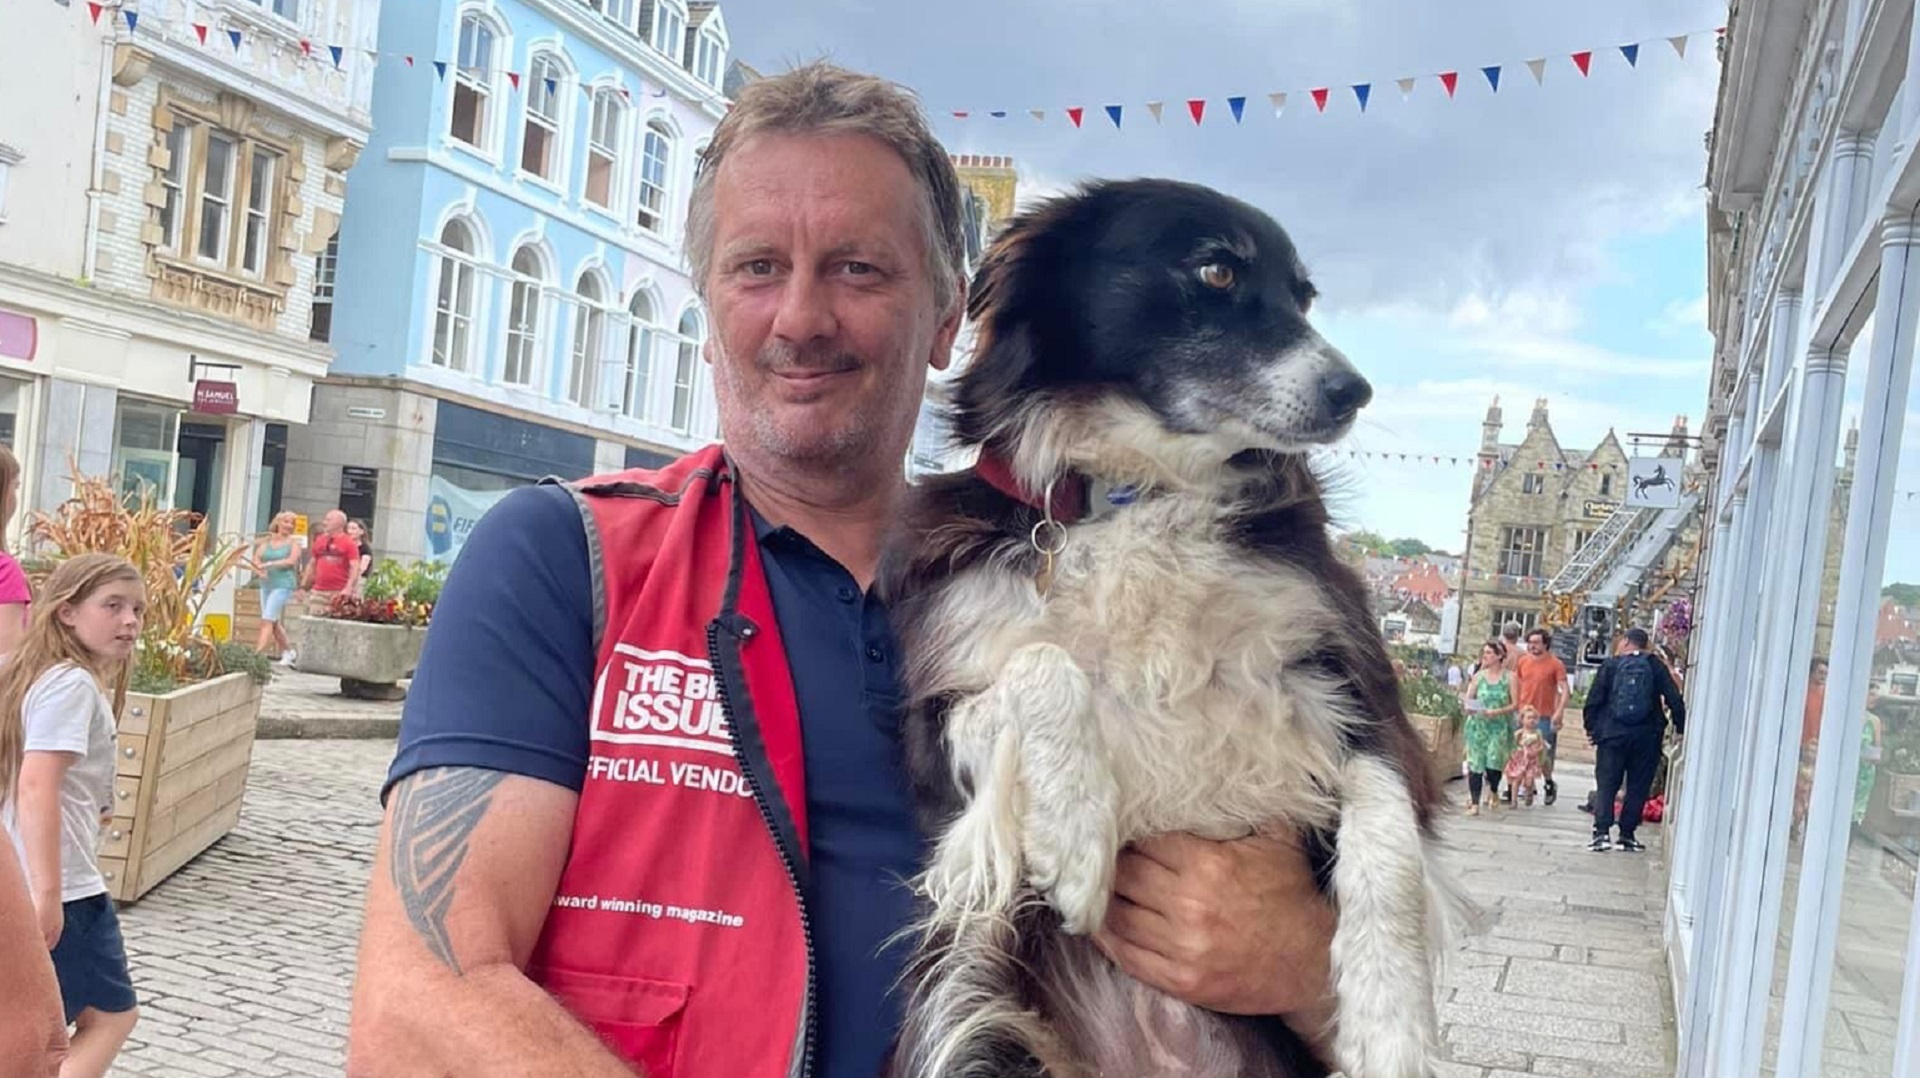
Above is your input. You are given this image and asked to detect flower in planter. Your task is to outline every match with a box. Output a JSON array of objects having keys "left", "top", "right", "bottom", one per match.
[
  {"left": 318, "top": 559, "right": 445, "bottom": 628},
  {"left": 28, "top": 471, "right": 256, "bottom": 695}
]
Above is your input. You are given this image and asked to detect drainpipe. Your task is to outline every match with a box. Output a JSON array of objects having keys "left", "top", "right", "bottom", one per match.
[{"left": 80, "top": 24, "right": 117, "bottom": 282}]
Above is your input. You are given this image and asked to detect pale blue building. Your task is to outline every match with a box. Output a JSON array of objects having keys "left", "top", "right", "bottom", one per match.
[{"left": 292, "top": 0, "right": 743, "bottom": 561}]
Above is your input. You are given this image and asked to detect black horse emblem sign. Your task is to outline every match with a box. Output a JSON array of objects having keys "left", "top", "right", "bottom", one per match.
[{"left": 1631, "top": 461, "right": 1679, "bottom": 505}]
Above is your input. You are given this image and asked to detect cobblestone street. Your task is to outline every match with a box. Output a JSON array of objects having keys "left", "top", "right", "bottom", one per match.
[{"left": 106, "top": 734, "right": 1674, "bottom": 1077}]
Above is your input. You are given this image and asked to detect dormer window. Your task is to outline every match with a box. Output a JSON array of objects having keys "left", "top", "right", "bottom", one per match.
[
  {"left": 693, "top": 32, "right": 723, "bottom": 86},
  {"left": 650, "top": 0, "right": 686, "bottom": 59}
]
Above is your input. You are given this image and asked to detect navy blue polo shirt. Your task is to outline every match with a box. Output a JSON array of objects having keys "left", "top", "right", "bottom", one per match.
[{"left": 386, "top": 483, "right": 926, "bottom": 1078}]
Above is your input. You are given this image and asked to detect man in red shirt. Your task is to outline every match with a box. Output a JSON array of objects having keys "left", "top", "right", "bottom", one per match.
[
  {"left": 302, "top": 510, "right": 362, "bottom": 613},
  {"left": 1515, "top": 627, "right": 1571, "bottom": 804}
]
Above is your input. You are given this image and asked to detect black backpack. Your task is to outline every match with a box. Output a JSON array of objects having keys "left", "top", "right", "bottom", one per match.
[{"left": 1608, "top": 654, "right": 1658, "bottom": 729}]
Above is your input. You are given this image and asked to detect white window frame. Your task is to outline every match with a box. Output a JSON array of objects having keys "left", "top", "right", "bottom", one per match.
[
  {"left": 1497, "top": 525, "right": 1548, "bottom": 578},
  {"left": 650, "top": 0, "right": 686, "bottom": 60},
  {"left": 450, "top": 12, "right": 502, "bottom": 156},
  {"left": 241, "top": 149, "right": 276, "bottom": 277},
  {"left": 636, "top": 121, "right": 672, "bottom": 234},
  {"left": 502, "top": 245, "right": 547, "bottom": 388},
  {"left": 602, "top": 0, "right": 639, "bottom": 33},
  {"left": 671, "top": 308, "right": 703, "bottom": 432},
  {"left": 248, "top": 0, "right": 301, "bottom": 22},
  {"left": 694, "top": 32, "right": 723, "bottom": 86},
  {"left": 623, "top": 291, "right": 657, "bottom": 421},
  {"left": 585, "top": 89, "right": 625, "bottom": 213},
  {"left": 195, "top": 132, "right": 239, "bottom": 266},
  {"left": 309, "top": 231, "right": 338, "bottom": 342},
  {"left": 568, "top": 272, "right": 611, "bottom": 408},
  {"left": 429, "top": 218, "right": 482, "bottom": 374},
  {"left": 519, "top": 53, "right": 569, "bottom": 186},
  {"left": 159, "top": 123, "right": 193, "bottom": 251}
]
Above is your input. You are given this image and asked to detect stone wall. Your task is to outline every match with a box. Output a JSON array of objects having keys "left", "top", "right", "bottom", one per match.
[{"left": 284, "top": 383, "right": 437, "bottom": 561}]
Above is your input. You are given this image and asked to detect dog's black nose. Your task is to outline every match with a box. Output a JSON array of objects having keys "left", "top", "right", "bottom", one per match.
[{"left": 1320, "top": 370, "right": 1373, "bottom": 419}]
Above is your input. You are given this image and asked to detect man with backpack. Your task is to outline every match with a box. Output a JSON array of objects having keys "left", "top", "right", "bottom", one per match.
[{"left": 1582, "top": 627, "right": 1686, "bottom": 852}]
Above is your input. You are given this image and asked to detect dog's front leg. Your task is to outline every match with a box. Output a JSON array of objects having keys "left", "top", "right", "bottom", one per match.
[
  {"left": 997, "top": 642, "right": 1118, "bottom": 936},
  {"left": 1327, "top": 755, "right": 1438, "bottom": 1078}
]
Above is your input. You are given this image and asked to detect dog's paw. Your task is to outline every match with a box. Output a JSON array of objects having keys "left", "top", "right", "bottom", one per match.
[{"left": 1026, "top": 814, "right": 1115, "bottom": 935}]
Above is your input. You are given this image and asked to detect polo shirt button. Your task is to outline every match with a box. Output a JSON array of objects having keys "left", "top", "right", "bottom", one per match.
[
  {"left": 866, "top": 645, "right": 885, "bottom": 663},
  {"left": 837, "top": 586, "right": 857, "bottom": 603}
]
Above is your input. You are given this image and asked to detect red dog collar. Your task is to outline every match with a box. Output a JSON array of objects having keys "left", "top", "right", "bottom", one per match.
[{"left": 973, "top": 451, "right": 1090, "bottom": 525}]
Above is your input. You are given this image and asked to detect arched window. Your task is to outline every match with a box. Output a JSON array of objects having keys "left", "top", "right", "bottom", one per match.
[
  {"left": 502, "top": 245, "right": 546, "bottom": 387},
  {"left": 585, "top": 89, "right": 625, "bottom": 211},
  {"left": 636, "top": 121, "right": 672, "bottom": 233},
  {"left": 431, "top": 218, "right": 479, "bottom": 372},
  {"left": 450, "top": 14, "right": 499, "bottom": 151},
  {"left": 672, "top": 308, "right": 703, "bottom": 432},
  {"left": 521, "top": 53, "right": 568, "bottom": 181},
  {"left": 623, "top": 291, "right": 656, "bottom": 419},
  {"left": 569, "top": 271, "right": 608, "bottom": 407}
]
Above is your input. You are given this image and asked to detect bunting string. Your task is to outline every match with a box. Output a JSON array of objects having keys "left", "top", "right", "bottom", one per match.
[
  {"left": 1319, "top": 447, "right": 1920, "bottom": 501},
  {"left": 945, "top": 25, "right": 1725, "bottom": 128},
  {"left": 68, "top": 1, "right": 667, "bottom": 100}
]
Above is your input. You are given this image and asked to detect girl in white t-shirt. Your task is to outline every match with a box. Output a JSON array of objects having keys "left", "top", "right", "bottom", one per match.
[{"left": 0, "top": 553, "right": 146, "bottom": 1078}]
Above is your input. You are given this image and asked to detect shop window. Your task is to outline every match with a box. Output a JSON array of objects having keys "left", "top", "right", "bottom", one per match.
[{"left": 112, "top": 400, "right": 180, "bottom": 507}]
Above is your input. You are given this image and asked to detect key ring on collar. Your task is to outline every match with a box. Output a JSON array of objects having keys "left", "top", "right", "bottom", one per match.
[{"left": 1029, "top": 477, "right": 1069, "bottom": 557}]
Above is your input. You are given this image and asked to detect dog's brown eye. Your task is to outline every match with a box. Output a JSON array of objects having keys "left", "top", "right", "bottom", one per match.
[{"left": 1198, "top": 263, "right": 1235, "bottom": 289}]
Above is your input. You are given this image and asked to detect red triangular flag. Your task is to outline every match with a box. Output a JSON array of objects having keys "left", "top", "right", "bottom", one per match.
[
  {"left": 193, "top": 23, "right": 209, "bottom": 45},
  {"left": 404, "top": 55, "right": 415, "bottom": 67},
  {"left": 87, "top": 3, "right": 104, "bottom": 25},
  {"left": 300, "top": 39, "right": 313, "bottom": 58},
  {"left": 1066, "top": 106, "right": 1085, "bottom": 128},
  {"left": 1310, "top": 87, "right": 1330, "bottom": 112},
  {"left": 1439, "top": 71, "right": 1459, "bottom": 97},
  {"left": 508, "top": 71, "right": 521, "bottom": 91},
  {"left": 1187, "top": 99, "right": 1206, "bottom": 124},
  {"left": 1572, "top": 51, "right": 1593, "bottom": 76}
]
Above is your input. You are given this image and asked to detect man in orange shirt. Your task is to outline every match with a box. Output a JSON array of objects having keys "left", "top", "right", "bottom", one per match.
[{"left": 1515, "top": 627, "right": 1571, "bottom": 805}]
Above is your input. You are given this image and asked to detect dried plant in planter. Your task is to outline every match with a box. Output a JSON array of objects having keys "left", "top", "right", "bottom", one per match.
[{"left": 29, "top": 473, "right": 256, "bottom": 694}]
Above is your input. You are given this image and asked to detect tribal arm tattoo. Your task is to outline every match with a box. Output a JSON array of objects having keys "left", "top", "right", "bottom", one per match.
[{"left": 387, "top": 766, "right": 508, "bottom": 975}]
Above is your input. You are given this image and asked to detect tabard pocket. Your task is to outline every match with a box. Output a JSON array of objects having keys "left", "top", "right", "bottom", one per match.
[{"left": 537, "top": 967, "right": 689, "bottom": 1076}]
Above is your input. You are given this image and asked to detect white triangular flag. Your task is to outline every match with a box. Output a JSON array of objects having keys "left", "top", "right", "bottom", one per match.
[
  {"left": 1266, "top": 92, "right": 1286, "bottom": 116},
  {"left": 1029, "top": 108, "right": 1045, "bottom": 122},
  {"left": 1668, "top": 35, "right": 1689, "bottom": 58},
  {"left": 1396, "top": 77, "right": 1416, "bottom": 99},
  {"left": 1146, "top": 101, "right": 1165, "bottom": 124},
  {"left": 1525, "top": 58, "right": 1546, "bottom": 84}
]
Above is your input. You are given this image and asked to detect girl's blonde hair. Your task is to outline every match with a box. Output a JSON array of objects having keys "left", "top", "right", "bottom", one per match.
[{"left": 0, "top": 554, "right": 143, "bottom": 803}]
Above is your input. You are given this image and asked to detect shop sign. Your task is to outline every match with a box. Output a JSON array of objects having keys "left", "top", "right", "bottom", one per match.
[
  {"left": 191, "top": 380, "right": 239, "bottom": 415},
  {"left": 1583, "top": 499, "right": 1618, "bottom": 521},
  {"left": 0, "top": 310, "right": 36, "bottom": 361}
]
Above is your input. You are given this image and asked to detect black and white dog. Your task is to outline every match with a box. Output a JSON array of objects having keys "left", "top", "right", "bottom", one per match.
[{"left": 880, "top": 179, "right": 1460, "bottom": 1078}]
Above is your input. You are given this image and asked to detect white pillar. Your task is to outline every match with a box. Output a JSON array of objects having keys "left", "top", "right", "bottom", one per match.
[{"left": 1778, "top": 210, "right": 1920, "bottom": 1075}]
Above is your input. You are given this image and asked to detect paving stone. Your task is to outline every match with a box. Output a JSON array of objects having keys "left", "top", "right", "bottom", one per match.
[{"left": 1439, "top": 1001, "right": 1624, "bottom": 1044}]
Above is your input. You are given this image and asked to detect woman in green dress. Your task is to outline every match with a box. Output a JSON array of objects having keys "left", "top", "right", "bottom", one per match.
[{"left": 1463, "top": 639, "right": 1519, "bottom": 815}]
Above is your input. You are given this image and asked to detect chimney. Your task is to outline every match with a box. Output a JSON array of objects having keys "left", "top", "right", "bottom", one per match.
[{"left": 1527, "top": 397, "right": 1550, "bottom": 433}]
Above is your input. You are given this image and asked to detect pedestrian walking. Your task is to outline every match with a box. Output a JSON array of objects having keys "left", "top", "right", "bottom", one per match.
[
  {"left": 0, "top": 554, "right": 146, "bottom": 1077},
  {"left": 251, "top": 511, "right": 303, "bottom": 665},
  {"left": 1582, "top": 627, "right": 1686, "bottom": 852},
  {"left": 348, "top": 61, "right": 1341, "bottom": 1076},
  {"left": 1462, "top": 639, "right": 1518, "bottom": 815}
]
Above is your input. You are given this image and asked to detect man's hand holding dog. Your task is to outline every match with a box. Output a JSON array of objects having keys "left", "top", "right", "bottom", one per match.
[{"left": 1093, "top": 830, "right": 1336, "bottom": 1028}]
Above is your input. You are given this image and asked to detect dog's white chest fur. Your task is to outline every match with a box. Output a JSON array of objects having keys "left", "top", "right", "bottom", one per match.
[{"left": 1038, "top": 495, "right": 1352, "bottom": 839}]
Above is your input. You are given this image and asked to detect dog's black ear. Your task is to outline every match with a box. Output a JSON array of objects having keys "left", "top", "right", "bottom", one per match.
[{"left": 946, "top": 208, "right": 1057, "bottom": 450}]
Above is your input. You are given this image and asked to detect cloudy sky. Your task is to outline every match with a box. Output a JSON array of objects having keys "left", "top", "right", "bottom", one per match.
[{"left": 720, "top": 0, "right": 1726, "bottom": 553}]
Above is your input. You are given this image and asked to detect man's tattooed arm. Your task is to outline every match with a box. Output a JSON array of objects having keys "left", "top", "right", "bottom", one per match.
[{"left": 386, "top": 767, "right": 509, "bottom": 974}]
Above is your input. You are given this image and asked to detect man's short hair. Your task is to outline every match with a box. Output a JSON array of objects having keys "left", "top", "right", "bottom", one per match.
[
  {"left": 1526, "top": 627, "right": 1552, "bottom": 647},
  {"left": 686, "top": 61, "right": 968, "bottom": 316},
  {"left": 1624, "top": 628, "right": 1651, "bottom": 650},
  {"left": 1501, "top": 620, "right": 1524, "bottom": 640}
]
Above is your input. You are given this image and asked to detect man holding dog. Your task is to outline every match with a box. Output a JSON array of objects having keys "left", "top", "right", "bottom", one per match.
[{"left": 348, "top": 62, "right": 1340, "bottom": 1076}]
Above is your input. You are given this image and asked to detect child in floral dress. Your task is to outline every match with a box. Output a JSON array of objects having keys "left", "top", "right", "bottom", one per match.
[{"left": 1505, "top": 707, "right": 1548, "bottom": 806}]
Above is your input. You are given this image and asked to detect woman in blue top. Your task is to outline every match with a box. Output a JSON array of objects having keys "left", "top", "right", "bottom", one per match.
[{"left": 251, "top": 512, "right": 303, "bottom": 663}]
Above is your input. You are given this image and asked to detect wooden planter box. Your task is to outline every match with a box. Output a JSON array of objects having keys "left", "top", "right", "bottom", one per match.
[
  {"left": 102, "top": 673, "right": 263, "bottom": 903},
  {"left": 286, "top": 616, "right": 426, "bottom": 700},
  {"left": 1407, "top": 712, "right": 1465, "bottom": 788}
]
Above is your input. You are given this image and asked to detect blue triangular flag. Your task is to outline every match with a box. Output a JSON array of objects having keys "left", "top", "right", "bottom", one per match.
[
  {"left": 1227, "top": 95, "right": 1246, "bottom": 123},
  {"left": 125, "top": 11, "right": 139, "bottom": 32},
  {"left": 1352, "top": 83, "right": 1371, "bottom": 112},
  {"left": 1482, "top": 65, "right": 1501, "bottom": 91},
  {"left": 1620, "top": 43, "right": 1640, "bottom": 67},
  {"left": 433, "top": 61, "right": 448, "bottom": 81},
  {"left": 545, "top": 77, "right": 557, "bottom": 97},
  {"left": 329, "top": 44, "right": 344, "bottom": 68},
  {"left": 1105, "top": 105, "right": 1123, "bottom": 128},
  {"left": 228, "top": 28, "right": 244, "bottom": 51},
  {"left": 989, "top": 110, "right": 1007, "bottom": 118}
]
